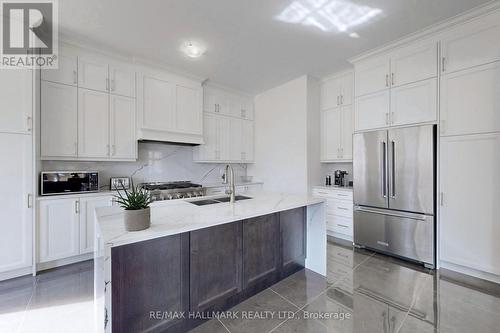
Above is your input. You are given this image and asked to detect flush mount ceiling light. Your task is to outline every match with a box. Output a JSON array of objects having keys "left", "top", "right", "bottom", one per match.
[
  {"left": 180, "top": 41, "right": 206, "bottom": 58},
  {"left": 275, "top": 0, "right": 382, "bottom": 33}
]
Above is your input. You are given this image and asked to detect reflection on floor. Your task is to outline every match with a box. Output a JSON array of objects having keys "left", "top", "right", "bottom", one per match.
[{"left": 2, "top": 241, "right": 500, "bottom": 333}]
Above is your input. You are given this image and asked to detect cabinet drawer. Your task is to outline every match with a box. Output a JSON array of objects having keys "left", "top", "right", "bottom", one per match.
[
  {"left": 331, "top": 216, "right": 353, "bottom": 236},
  {"left": 313, "top": 189, "right": 353, "bottom": 201},
  {"left": 331, "top": 201, "right": 353, "bottom": 218}
]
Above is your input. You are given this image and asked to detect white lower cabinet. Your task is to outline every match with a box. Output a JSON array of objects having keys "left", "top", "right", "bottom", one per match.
[
  {"left": 38, "top": 195, "right": 112, "bottom": 264},
  {"left": 440, "top": 133, "right": 500, "bottom": 276},
  {"left": 0, "top": 134, "right": 33, "bottom": 276},
  {"left": 313, "top": 187, "right": 353, "bottom": 241}
]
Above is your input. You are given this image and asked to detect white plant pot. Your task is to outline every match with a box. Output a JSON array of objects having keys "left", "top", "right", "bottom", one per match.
[{"left": 124, "top": 207, "right": 151, "bottom": 231}]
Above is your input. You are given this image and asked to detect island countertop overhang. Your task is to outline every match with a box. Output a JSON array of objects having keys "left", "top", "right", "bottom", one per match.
[{"left": 96, "top": 191, "right": 325, "bottom": 248}]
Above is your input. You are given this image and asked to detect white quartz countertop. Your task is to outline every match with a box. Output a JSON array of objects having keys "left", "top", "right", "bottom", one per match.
[
  {"left": 37, "top": 190, "right": 119, "bottom": 201},
  {"left": 313, "top": 185, "right": 353, "bottom": 192},
  {"left": 96, "top": 191, "right": 324, "bottom": 248},
  {"left": 201, "top": 181, "right": 264, "bottom": 188}
]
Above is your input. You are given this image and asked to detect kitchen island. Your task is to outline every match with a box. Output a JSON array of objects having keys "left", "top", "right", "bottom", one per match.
[{"left": 94, "top": 191, "right": 326, "bottom": 333}]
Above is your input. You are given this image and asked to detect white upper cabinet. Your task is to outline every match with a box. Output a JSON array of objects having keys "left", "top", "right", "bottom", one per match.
[
  {"left": 242, "top": 119, "right": 254, "bottom": 161},
  {"left": 0, "top": 68, "right": 32, "bottom": 134},
  {"left": 204, "top": 87, "right": 228, "bottom": 115},
  {"left": 441, "top": 11, "right": 500, "bottom": 74},
  {"left": 0, "top": 133, "right": 32, "bottom": 274},
  {"left": 78, "top": 89, "right": 110, "bottom": 158},
  {"left": 355, "top": 55, "right": 390, "bottom": 97},
  {"left": 110, "top": 95, "right": 137, "bottom": 159},
  {"left": 39, "top": 198, "right": 80, "bottom": 263},
  {"left": 176, "top": 84, "right": 202, "bottom": 135},
  {"left": 321, "top": 108, "right": 342, "bottom": 161},
  {"left": 391, "top": 78, "right": 437, "bottom": 126},
  {"left": 354, "top": 90, "right": 391, "bottom": 131},
  {"left": 440, "top": 61, "right": 500, "bottom": 136},
  {"left": 321, "top": 71, "right": 354, "bottom": 108},
  {"left": 341, "top": 106, "right": 353, "bottom": 160},
  {"left": 78, "top": 54, "right": 109, "bottom": 92},
  {"left": 79, "top": 196, "right": 112, "bottom": 254},
  {"left": 41, "top": 81, "right": 78, "bottom": 158},
  {"left": 109, "top": 63, "right": 136, "bottom": 97},
  {"left": 240, "top": 96, "right": 254, "bottom": 120},
  {"left": 195, "top": 113, "right": 218, "bottom": 161},
  {"left": 390, "top": 40, "right": 438, "bottom": 87},
  {"left": 41, "top": 45, "right": 78, "bottom": 86},
  {"left": 137, "top": 68, "right": 203, "bottom": 144},
  {"left": 440, "top": 133, "right": 500, "bottom": 276}
]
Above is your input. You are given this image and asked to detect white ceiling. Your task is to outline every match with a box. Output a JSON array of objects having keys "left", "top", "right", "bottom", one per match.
[{"left": 59, "top": 0, "right": 492, "bottom": 94}]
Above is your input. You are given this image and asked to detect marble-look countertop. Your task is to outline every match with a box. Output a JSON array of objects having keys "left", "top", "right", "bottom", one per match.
[
  {"left": 96, "top": 191, "right": 324, "bottom": 248},
  {"left": 37, "top": 190, "right": 119, "bottom": 201},
  {"left": 313, "top": 185, "right": 353, "bottom": 192},
  {"left": 201, "top": 181, "right": 264, "bottom": 188}
]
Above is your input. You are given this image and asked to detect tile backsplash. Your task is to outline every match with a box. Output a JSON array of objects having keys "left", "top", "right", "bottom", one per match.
[{"left": 42, "top": 142, "right": 247, "bottom": 190}]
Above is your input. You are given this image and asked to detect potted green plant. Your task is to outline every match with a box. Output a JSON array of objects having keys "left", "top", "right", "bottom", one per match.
[{"left": 114, "top": 182, "right": 152, "bottom": 231}]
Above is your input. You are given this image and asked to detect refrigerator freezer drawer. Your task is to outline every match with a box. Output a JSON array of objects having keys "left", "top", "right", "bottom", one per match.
[{"left": 354, "top": 207, "right": 434, "bottom": 266}]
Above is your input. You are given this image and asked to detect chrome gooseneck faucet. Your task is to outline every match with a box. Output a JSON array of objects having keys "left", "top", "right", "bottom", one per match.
[{"left": 223, "top": 164, "right": 236, "bottom": 204}]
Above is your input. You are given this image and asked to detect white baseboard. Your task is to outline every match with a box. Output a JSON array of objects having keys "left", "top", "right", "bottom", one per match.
[
  {"left": 440, "top": 260, "right": 500, "bottom": 285},
  {"left": 0, "top": 266, "right": 33, "bottom": 282},
  {"left": 327, "top": 230, "right": 353, "bottom": 243},
  {"left": 36, "top": 253, "right": 93, "bottom": 273}
]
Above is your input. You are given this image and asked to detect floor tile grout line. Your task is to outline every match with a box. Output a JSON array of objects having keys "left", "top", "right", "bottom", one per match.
[
  {"left": 268, "top": 288, "right": 301, "bottom": 310},
  {"left": 217, "top": 317, "right": 231, "bottom": 333},
  {"left": 267, "top": 306, "right": 304, "bottom": 333}
]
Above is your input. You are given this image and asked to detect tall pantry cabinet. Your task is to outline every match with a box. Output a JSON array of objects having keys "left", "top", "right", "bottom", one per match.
[{"left": 0, "top": 68, "right": 34, "bottom": 281}]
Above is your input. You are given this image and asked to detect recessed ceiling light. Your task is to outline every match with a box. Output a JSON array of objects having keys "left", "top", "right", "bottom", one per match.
[
  {"left": 275, "top": 0, "right": 382, "bottom": 33},
  {"left": 181, "top": 41, "right": 206, "bottom": 59}
]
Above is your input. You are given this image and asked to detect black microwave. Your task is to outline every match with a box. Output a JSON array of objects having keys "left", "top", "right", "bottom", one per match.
[{"left": 41, "top": 171, "right": 99, "bottom": 196}]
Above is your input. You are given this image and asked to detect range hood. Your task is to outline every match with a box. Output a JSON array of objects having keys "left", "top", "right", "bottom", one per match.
[{"left": 137, "top": 128, "right": 204, "bottom": 146}]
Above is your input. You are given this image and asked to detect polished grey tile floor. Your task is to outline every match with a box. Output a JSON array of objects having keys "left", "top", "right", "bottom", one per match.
[{"left": 2, "top": 242, "right": 500, "bottom": 333}]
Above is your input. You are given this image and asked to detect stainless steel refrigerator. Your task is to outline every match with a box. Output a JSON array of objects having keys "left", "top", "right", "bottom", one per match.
[{"left": 353, "top": 125, "right": 435, "bottom": 268}]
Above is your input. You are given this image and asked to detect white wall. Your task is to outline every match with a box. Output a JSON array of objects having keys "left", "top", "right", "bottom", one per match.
[
  {"left": 248, "top": 75, "right": 321, "bottom": 194},
  {"left": 42, "top": 142, "right": 247, "bottom": 190}
]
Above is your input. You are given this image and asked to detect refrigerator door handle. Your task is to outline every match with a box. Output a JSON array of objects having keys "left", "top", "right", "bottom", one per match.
[
  {"left": 390, "top": 140, "right": 396, "bottom": 199},
  {"left": 354, "top": 206, "right": 428, "bottom": 221},
  {"left": 381, "top": 141, "right": 387, "bottom": 198}
]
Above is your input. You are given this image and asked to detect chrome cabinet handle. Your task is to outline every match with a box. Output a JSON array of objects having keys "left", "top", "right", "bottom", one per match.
[
  {"left": 75, "top": 200, "right": 80, "bottom": 214},
  {"left": 440, "top": 192, "right": 444, "bottom": 206},
  {"left": 385, "top": 74, "right": 389, "bottom": 87},
  {"left": 106, "top": 78, "right": 109, "bottom": 91},
  {"left": 26, "top": 116, "right": 32, "bottom": 132},
  {"left": 391, "top": 73, "right": 395, "bottom": 86},
  {"left": 27, "top": 194, "right": 33, "bottom": 208},
  {"left": 337, "top": 207, "right": 349, "bottom": 211},
  {"left": 111, "top": 79, "right": 115, "bottom": 91},
  {"left": 337, "top": 224, "right": 349, "bottom": 228},
  {"left": 391, "top": 112, "right": 395, "bottom": 125},
  {"left": 73, "top": 70, "right": 77, "bottom": 84},
  {"left": 442, "top": 57, "right": 446, "bottom": 72}
]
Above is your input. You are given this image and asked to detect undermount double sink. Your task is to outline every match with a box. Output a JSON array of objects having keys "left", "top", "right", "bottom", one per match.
[{"left": 188, "top": 195, "right": 252, "bottom": 206}]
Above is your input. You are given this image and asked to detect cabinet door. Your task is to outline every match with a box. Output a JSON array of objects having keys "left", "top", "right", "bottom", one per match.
[
  {"left": 240, "top": 96, "right": 254, "bottom": 120},
  {"left": 339, "top": 72, "right": 354, "bottom": 106},
  {"left": 41, "top": 48, "right": 77, "bottom": 86},
  {"left": 196, "top": 113, "right": 217, "bottom": 161},
  {"left": 0, "top": 134, "right": 32, "bottom": 273},
  {"left": 112, "top": 234, "right": 189, "bottom": 333},
  {"left": 279, "top": 207, "right": 306, "bottom": 278},
  {"left": 190, "top": 222, "right": 243, "bottom": 312},
  {"left": 321, "top": 108, "right": 341, "bottom": 161},
  {"left": 440, "top": 62, "right": 500, "bottom": 136},
  {"left": 204, "top": 87, "right": 228, "bottom": 115},
  {"left": 110, "top": 95, "right": 136, "bottom": 159},
  {"left": 242, "top": 119, "right": 254, "bottom": 162},
  {"left": 217, "top": 116, "right": 231, "bottom": 161},
  {"left": 139, "top": 74, "right": 175, "bottom": 131},
  {"left": 0, "top": 69, "right": 32, "bottom": 134},
  {"left": 229, "top": 117, "right": 243, "bottom": 161},
  {"left": 354, "top": 90, "right": 390, "bottom": 131},
  {"left": 78, "top": 55, "right": 109, "bottom": 92},
  {"left": 109, "top": 64, "right": 136, "bottom": 97},
  {"left": 441, "top": 11, "right": 500, "bottom": 74},
  {"left": 440, "top": 133, "right": 500, "bottom": 275},
  {"left": 321, "top": 77, "right": 341, "bottom": 110},
  {"left": 176, "top": 84, "right": 202, "bottom": 135},
  {"left": 243, "top": 214, "right": 280, "bottom": 291},
  {"left": 391, "top": 78, "right": 437, "bottom": 126},
  {"left": 355, "top": 56, "right": 390, "bottom": 96},
  {"left": 39, "top": 199, "right": 79, "bottom": 262},
  {"left": 340, "top": 105, "right": 353, "bottom": 160},
  {"left": 79, "top": 196, "right": 112, "bottom": 254},
  {"left": 78, "top": 89, "right": 110, "bottom": 158},
  {"left": 41, "top": 81, "right": 78, "bottom": 158},
  {"left": 390, "top": 40, "right": 438, "bottom": 87}
]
